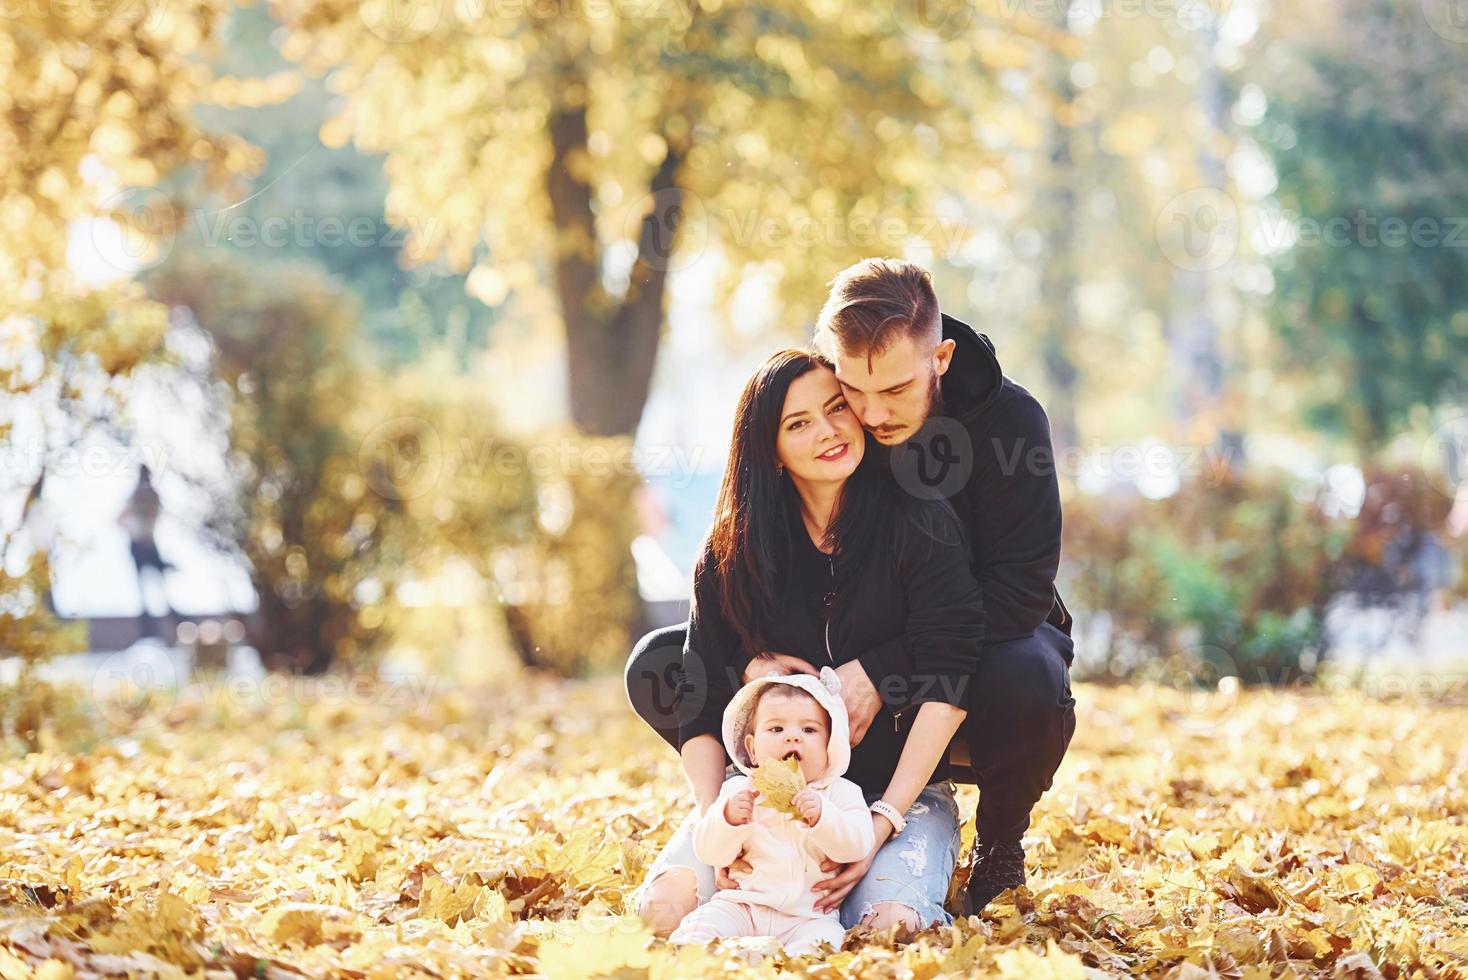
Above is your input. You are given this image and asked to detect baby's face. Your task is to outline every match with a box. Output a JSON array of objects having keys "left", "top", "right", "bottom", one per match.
[{"left": 744, "top": 688, "right": 830, "bottom": 783}]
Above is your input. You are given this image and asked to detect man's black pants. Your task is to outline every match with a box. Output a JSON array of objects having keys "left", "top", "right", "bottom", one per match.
[{"left": 624, "top": 622, "right": 1077, "bottom": 844}]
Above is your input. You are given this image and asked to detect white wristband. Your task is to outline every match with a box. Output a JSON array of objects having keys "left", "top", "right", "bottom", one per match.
[{"left": 870, "top": 800, "right": 907, "bottom": 835}]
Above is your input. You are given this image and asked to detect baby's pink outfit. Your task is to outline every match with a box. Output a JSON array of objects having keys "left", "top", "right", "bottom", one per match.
[{"left": 668, "top": 669, "right": 875, "bottom": 956}]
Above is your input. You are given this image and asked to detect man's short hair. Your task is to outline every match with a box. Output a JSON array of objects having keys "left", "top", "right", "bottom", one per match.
[{"left": 813, "top": 258, "right": 941, "bottom": 368}]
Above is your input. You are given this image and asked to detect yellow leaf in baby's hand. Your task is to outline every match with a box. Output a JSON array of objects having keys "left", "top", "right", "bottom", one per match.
[{"left": 750, "top": 756, "right": 805, "bottom": 818}]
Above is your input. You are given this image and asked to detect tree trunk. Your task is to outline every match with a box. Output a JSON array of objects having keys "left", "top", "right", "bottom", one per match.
[
  {"left": 1167, "top": 17, "right": 1244, "bottom": 468},
  {"left": 545, "top": 64, "right": 686, "bottom": 438},
  {"left": 1035, "top": 0, "right": 1081, "bottom": 456}
]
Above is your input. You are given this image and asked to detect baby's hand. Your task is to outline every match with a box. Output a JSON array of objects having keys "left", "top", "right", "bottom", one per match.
[
  {"left": 794, "top": 788, "right": 822, "bottom": 827},
  {"left": 724, "top": 788, "right": 756, "bottom": 826}
]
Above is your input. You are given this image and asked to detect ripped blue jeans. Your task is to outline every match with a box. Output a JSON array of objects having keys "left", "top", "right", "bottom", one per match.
[{"left": 636, "top": 779, "right": 961, "bottom": 931}]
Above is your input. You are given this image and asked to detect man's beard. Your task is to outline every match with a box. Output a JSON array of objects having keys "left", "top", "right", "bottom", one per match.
[{"left": 870, "top": 367, "right": 943, "bottom": 444}]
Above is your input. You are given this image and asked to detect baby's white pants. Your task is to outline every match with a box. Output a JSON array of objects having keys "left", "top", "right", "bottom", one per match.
[{"left": 669, "top": 898, "right": 847, "bottom": 956}]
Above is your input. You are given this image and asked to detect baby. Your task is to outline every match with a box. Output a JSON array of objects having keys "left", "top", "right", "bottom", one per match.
[{"left": 668, "top": 667, "right": 875, "bottom": 956}]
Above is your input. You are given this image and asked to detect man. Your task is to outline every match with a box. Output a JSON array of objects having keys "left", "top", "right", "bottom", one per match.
[{"left": 626, "top": 258, "right": 1076, "bottom": 920}]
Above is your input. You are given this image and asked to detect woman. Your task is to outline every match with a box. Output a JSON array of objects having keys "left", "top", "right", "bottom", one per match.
[{"left": 636, "top": 349, "right": 985, "bottom": 940}]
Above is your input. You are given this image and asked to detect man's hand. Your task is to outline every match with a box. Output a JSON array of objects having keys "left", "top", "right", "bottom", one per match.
[
  {"left": 793, "top": 788, "right": 823, "bottom": 827},
  {"left": 834, "top": 660, "right": 882, "bottom": 747},
  {"left": 723, "top": 788, "right": 756, "bottom": 826},
  {"left": 743, "top": 653, "right": 819, "bottom": 685},
  {"left": 811, "top": 813, "right": 894, "bottom": 914}
]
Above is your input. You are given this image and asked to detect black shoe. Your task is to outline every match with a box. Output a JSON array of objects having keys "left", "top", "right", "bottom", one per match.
[{"left": 961, "top": 840, "right": 1026, "bottom": 916}]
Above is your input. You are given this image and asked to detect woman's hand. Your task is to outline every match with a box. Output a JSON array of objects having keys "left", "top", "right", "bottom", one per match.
[
  {"left": 833, "top": 659, "right": 882, "bottom": 746},
  {"left": 808, "top": 704, "right": 967, "bottom": 914},
  {"left": 680, "top": 735, "right": 730, "bottom": 813},
  {"left": 810, "top": 813, "right": 894, "bottom": 914},
  {"left": 716, "top": 851, "right": 753, "bottom": 890},
  {"left": 743, "top": 653, "right": 818, "bottom": 684}
]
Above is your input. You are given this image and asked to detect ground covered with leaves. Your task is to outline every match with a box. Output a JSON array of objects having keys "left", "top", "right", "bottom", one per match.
[{"left": 1, "top": 670, "right": 1466, "bottom": 978}]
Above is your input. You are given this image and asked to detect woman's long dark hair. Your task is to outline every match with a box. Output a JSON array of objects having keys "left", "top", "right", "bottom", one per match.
[{"left": 700, "top": 348, "right": 893, "bottom": 659}]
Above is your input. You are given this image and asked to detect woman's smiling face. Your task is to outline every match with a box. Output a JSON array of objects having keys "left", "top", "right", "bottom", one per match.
[{"left": 774, "top": 365, "right": 865, "bottom": 486}]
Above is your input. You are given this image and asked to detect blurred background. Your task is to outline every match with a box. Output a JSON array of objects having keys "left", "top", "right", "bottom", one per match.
[{"left": 3, "top": 0, "right": 1468, "bottom": 742}]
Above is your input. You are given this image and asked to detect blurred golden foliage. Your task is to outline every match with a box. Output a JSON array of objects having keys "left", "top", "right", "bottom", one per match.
[
  {"left": 0, "top": 0, "right": 262, "bottom": 349},
  {"left": 270, "top": 0, "right": 1026, "bottom": 437}
]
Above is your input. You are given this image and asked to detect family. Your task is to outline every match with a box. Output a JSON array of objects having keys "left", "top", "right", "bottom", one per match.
[{"left": 623, "top": 258, "right": 1079, "bottom": 953}]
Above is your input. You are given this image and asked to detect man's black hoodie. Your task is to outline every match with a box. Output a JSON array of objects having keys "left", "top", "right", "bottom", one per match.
[{"left": 854, "top": 312, "right": 1072, "bottom": 707}]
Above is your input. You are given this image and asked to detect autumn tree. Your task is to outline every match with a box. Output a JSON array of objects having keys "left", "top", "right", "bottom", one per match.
[
  {"left": 146, "top": 254, "right": 411, "bottom": 675},
  {"left": 1258, "top": 0, "right": 1468, "bottom": 459},
  {"left": 272, "top": 1, "right": 1022, "bottom": 437},
  {"left": 1, "top": 0, "right": 259, "bottom": 671},
  {"left": 0, "top": 0, "right": 260, "bottom": 387}
]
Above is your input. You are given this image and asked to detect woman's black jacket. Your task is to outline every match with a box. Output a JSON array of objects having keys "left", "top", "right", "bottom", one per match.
[{"left": 676, "top": 492, "right": 985, "bottom": 797}]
